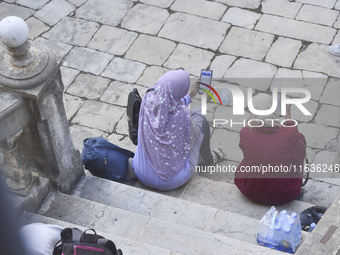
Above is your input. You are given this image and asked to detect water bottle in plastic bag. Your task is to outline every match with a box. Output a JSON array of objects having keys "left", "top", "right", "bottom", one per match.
[{"left": 257, "top": 206, "right": 301, "bottom": 254}]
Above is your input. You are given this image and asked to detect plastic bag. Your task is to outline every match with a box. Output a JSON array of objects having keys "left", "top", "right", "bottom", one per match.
[{"left": 257, "top": 206, "right": 301, "bottom": 254}]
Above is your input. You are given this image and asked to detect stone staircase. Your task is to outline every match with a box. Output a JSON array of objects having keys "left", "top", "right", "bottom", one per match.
[{"left": 20, "top": 174, "right": 317, "bottom": 255}]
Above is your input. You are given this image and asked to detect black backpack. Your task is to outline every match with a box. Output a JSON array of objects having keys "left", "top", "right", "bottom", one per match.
[
  {"left": 127, "top": 88, "right": 142, "bottom": 145},
  {"left": 53, "top": 228, "right": 123, "bottom": 255},
  {"left": 127, "top": 88, "right": 154, "bottom": 145}
]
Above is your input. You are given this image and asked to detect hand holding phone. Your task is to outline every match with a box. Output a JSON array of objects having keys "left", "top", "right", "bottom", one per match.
[
  {"left": 198, "top": 69, "right": 213, "bottom": 94},
  {"left": 188, "top": 78, "right": 199, "bottom": 98}
]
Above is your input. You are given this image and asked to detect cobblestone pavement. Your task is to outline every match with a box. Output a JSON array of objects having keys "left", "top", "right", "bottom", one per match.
[{"left": 1, "top": 0, "right": 340, "bottom": 206}]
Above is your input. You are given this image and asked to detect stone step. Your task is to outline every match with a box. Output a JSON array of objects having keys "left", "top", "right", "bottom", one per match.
[
  {"left": 74, "top": 175, "right": 260, "bottom": 245},
  {"left": 39, "top": 191, "right": 282, "bottom": 255},
  {"left": 81, "top": 173, "right": 315, "bottom": 220},
  {"left": 20, "top": 211, "right": 178, "bottom": 255},
  {"left": 74, "top": 175, "right": 308, "bottom": 248},
  {"left": 180, "top": 175, "right": 316, "bottom": 219}
]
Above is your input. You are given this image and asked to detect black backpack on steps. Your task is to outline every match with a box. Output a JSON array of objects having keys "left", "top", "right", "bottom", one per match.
[
  {"left": 53, "top": 228, "right": 123, "bottom": 255},
  {"left": 127, "top": 88, "right": 142, "bottom": 145},
  {"left": 127, "top": 88, "right": 154, "bottom": 145}
]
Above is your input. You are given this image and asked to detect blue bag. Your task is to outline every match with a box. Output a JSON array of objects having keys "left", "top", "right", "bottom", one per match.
[{"left": 82, "top": 137, "right": 135, "bottom": 183}]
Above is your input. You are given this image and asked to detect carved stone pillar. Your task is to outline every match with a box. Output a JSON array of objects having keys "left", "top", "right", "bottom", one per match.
[{"left": 0, "top": 16, "right": 84, "bottom": 194}]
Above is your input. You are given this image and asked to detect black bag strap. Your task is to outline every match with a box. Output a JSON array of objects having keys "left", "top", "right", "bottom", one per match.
[
  {"left": 53, "top": 240, "right": 63, "bottom": 255},
  {"left": 299, "top": 139, "right": 309, "bottom": 187},
  {"left": 111, "top": 175, "right": 137, "bottom": 184},
  {"left": 127, "top": 89, "right": 142, "bottom": 125},
  {"left": 80, "top": 229, "right": 97, "bottom": 244},
  {"left": 133, "top": 88, "right": 141, "bottom": 98}
]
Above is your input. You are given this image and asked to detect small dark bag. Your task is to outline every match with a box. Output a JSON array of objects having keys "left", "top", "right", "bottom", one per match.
[
  {"left": 127, "top": 88, "right": 154, "bottom": 145},
  {"left": 53, "top": 228, "right": 123, "bottom": 255},
  {"left": 300, "top": 206, "right": 327, "bottom": 231},
  {"left": 127, "top": 88, "right": 142, "bottom": 145},
  {"left": 82, "top": 137, "right": 135, "bottom": 183}
]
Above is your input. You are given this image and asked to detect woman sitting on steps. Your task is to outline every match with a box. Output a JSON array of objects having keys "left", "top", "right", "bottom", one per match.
[
  {"left": 234, "top": 93, "right": 306, "bottom": 205},
  {"left": 132, "top": 69, "right": 224, "bottom": 191}
]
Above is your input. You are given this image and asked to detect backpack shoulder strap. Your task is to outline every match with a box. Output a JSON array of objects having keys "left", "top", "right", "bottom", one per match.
[{"left": 53, "top": 240, "right": 63, "bottom": 255}]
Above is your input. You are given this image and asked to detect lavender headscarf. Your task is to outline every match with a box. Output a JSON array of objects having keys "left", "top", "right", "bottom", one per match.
[{"left": 139, "top": 69, "right": 191, "bottom": 180}]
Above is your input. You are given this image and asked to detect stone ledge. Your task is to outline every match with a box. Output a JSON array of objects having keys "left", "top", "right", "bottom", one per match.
[{"left": 296, "top": 193, "right": 340, "bottom": 255}]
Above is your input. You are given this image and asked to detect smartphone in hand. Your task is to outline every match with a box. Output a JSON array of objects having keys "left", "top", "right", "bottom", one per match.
[{"left": 198, "top": 69, "right": 213, "bottom": 94}]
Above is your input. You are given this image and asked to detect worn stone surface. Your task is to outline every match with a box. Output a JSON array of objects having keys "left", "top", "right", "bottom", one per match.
[
  {"left": 159, "top": 13, "right": 230, "bottom": 51},
  {"left": 315, "top": 105, "right": 340, "bottom": 127},
  {"left": 299, "top": 123, "right": 339, "bottom": 149},
  {"left": 121, "top": 4, "right": 169, "bottom": 35},
  {"left": 291, "top": 99, "right": 318, "bottom": 123},
  {"left": 43, "top": 17, "right": 100, "bottom": 46},
  {"left": 164, "top": 44, "right": 215, "bottom": 76},
  {"left": 256, "top": 14, "right": 336, "bottom": 44},
  {"left": 219, "top": 27, "right": 274, "bottom": 61},
  {"left": 63, "top": 94, "right": 84, "bottom": 121},
  {"left": 33, "top": 37, "right": 73, "bottom": 63},
  {"left": 26, "top": 17, "right": 50, "bottom": 40},
  {"left": 299, "top": 179, "right": 340, "bottom": 207},
  {"left": 182, "top": 175, "right": 314, "bottom": 219},
  {"left": 39, "top": 192, "right": 150, "bottom": 240},
  {"left": 16, "top": 0, "right": 49, "bottom": 9},
  {"left": 295, "top": 4, "right": 339, "bottom": 26},
  {"left": 107, "top": 133, "right": 136, "bottom": 152},
  {"left": 222, "top": 7, "right": 261, "bottom": 29},
  {"left": 301, "top": 71, "right": 328, "bottom": 101},
  {"left": 336, "top": 0, "right": 340, "bottom": 9},
  {"left": 210, "top": 129, "right": 243, "bottom": 162},
  {"left": 140, "top": 0, "right": 174, "bottom": 8},
  {"left": 265, "top": 37, "right": 302, "bottom": 68},
  {"left": 125, "top": 34, "right": 176, "bottom": 65},
  {"left": 210, "top": 55, "right": 237, "bottom": 80},
  {"left": 72, "top": 100, "right": 125, "bottom": 133},
  {"left": 261, "top": 0, "right": 302, "bottom": 18},
  {"left": 67, "top": 0, "right": 87, "bottom": 6},
  {"left": 140, "top": 218, "right": 282, "bottom": 255},
  {"left": 75, "top": 0, "right": 133, "bottom": 26},
  {"left": 100, "top": 81, "right": 146, "bottom": 107},
  {"left": 102, "top": 57, "right": 146, "bottom": 83},
  {"left": 320, "top": 78, "right": 340, "bottom": 106},
  {"left": 171, "top": 0, "right": 227, "bottom": 20},
  {"left": 34, "top": 0, "right": 75, "bottom": 26},
  {"left": 60, "top": 66, "right": 80, "bottom": 91},
  {"left": 66, "top": 73, "right": 110, "bottom": 100},
  {"left": 224, "top": 58, "right": 277, "bottom": 91},
  {"left": 333, "top": 30, "right": 340, "bottom": 43},
  {"left": 64, "top": 47, "right": 113, "bottom": 75},
  {"left": 295, "top": 44, "right": 340, "bottom": 78},
  {"left": 270, "top": 68, "right": 305, "bottom": 98},
  {"left": 137, "top": 66, "right": 170, "bottom": 87},
  {"left": 69, "top": 125, "right": 107, "bottom": 153},
  {"left": 295, "top": 0, "right": 337, "bottom": 8},
  {"left": 215, "top": 0, "right": 261, "bottom": 9},
  {"left": 0, "top": 2, "right": 35, "bottom": 20},
  {"left": 88, "top": 26, "right": 138, "bottom": 56}
]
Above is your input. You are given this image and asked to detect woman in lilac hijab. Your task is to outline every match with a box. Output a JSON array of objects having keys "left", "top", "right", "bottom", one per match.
[{"left": 132, "top": 69, "right": 223, "bottom": 190}]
